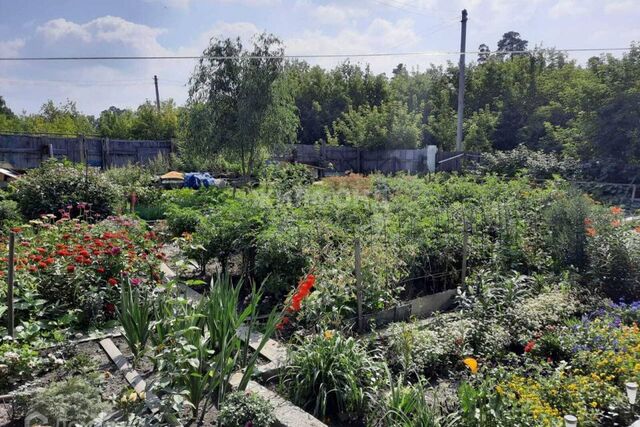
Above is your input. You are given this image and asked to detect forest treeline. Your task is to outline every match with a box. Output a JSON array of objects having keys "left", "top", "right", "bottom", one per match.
[{"left": 1, "top": 31, "right": 639, "bottom": 175}]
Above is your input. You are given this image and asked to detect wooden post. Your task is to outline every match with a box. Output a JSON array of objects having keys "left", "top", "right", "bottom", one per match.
[
  {"left": 355, "top": 238, "right": 363, "bottom": 332},
  {"left": 48, "top": 144, "right": 54, "bottom": 159},
  {"left": 461, "top": 213, "right": 468, "bottom": 286},
  {"left": 7, "top": 232, "right": 15, "bottom": 337}
]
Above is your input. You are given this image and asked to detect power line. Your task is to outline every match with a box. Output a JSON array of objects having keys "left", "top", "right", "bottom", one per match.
[
  {"left": 0, "top": 47, "right": 633, "bottom": 62},
  {"left": 0, "top": 78, "right": 185, "bottom": 87}
]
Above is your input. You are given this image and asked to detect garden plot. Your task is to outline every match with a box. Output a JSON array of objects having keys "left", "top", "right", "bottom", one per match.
[{"left": 3, "top": 161, "right": 640, "bottom": 425}]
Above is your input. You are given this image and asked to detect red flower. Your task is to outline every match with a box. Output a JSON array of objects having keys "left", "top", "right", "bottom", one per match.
[
  {"left": 97, "top": 267, "right": 105, "bottom": 274},
  {"left": 74, "top": 255, "right": 84, "bottom": 263},
  {"left": 67, "top": 265, "right": 76, "bottom": 273},
  {"left": 45, "top": 257, "right": 54, "bottom": 265},
  {"left": 107, "top": 277, "right": 118, "bottom": 286},
  {"left": 38, "top": 261, "right": 47, "bottom": 269},
  {"left": 276, "top": 317, "right": 289, "bottom": 330},
  {"left": 10, "top": 227, "right": 22, "bottom": 233},
  {"left": 36, "top": 247, "right": 47, "bottom": 254},
  {"left": 287, "top": 273, "right": 316, "bottom": 312},
  {"left": 104, "top": 303, "right": 115, "bottom": 314},
  {"left": 524, "top": 340, "right": 536, "bottom": 353}
]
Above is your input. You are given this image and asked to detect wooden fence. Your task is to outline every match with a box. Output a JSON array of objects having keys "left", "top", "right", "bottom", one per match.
[{"left": 0, "top": 133, "right": 174, "bottom": 170}]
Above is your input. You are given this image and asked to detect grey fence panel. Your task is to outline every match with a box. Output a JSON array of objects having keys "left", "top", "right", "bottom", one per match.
[
  {"left": 274, "top": 144, "right": 439, "bottom": 174},
  {"left": 0, "top": 134, "right": 173, "bottom": 170}
]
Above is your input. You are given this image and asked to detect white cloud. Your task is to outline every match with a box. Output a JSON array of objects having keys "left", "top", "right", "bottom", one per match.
[
  {"left": 36, "top": 16, "right": 168, "bottom": 55},
  {"left": 0, "top": 38, "right": 25, "bottom": 57},
  {"left": 549, "top": 0, "right": 588, "bottom": 18},
  {"left": 311, "top": 4, "right": 368, "bottom": 25},
  {"left": 144, "top": 0, "right": 279, "bottom": 9},
  {"left": 286, "top": 17, "right": 421, "bottom": 72},
  {"left": 604, "top": 0, "right": 635, "bottom": 14}
]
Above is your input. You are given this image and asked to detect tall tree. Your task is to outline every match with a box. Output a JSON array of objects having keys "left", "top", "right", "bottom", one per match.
[
  {"left": 186, "top": 33, "right": 298, "bottom": 176},
  {"left": 497, "top": 31, "right": 528, "bottom": 59}
]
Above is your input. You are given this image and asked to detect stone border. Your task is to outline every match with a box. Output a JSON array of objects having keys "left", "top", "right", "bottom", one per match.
[
  {"left": 229, "top": 373, "right": 326, "bottom": 427},
  {"left": 99, "top": 338, "right": 162, "bottom": 415}
]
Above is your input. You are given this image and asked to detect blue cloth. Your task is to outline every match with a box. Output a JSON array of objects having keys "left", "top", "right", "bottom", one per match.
[{"left": 184, "top": 172, "right": 216, "bottom": 189}]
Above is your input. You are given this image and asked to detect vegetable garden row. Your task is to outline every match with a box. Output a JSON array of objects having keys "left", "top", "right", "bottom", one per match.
[{"left": 2, "top": 160, "right": 640, "bottom": 426}]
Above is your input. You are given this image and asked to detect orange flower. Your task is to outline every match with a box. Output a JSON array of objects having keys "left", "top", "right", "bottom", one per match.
[
  {"left": 611, "top": 206, "right": 623, "bottom": 215},
  {"left": 634, "top": 226, "right": 640, "bottom": 233},
  {"left": 463, "top": 357, "right": 478, "bottom": 374},
  {"left": 586, "top": 227, "right": 597, "bottom": 237},
  {"left": 611, "top": 219, "right": 621, "bottom": 228}
]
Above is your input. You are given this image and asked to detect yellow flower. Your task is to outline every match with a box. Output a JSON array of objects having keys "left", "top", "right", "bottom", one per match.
[
  {"left": 591, "top": 401, "right": 598, "bottom": 408},
  {"left": 463, "top": 357, "right": 478, "bottom": 374},
  {"left": 323, "top": 330, "right": 334, "bottom": 340},
  {"left": 129, "top": 392, "right": 138, "bottom": 402}
]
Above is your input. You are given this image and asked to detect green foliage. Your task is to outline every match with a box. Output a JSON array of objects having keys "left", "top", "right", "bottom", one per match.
[
  {"left": 185, "top": 33, "right": 299, "bottom": 176},
  {"left": 0, "top": 342, "right": 45, "bottom": 392},
  {"left": 153, "top": 276, "right": 280, "bottom": 419},
  {"left": 0, "top": 198, "right": 22, "bottom": 229},
  {"left": 29, "top": 376, "right": 107, "bottom": 425},
  {"left": 166, "top": 207, "right": 203, "bottom": 236},
  {"left": 543, "top": 190, "right": 592, "bottom": 269},
  {"left": 283, "top": 331, "right": 385, "bottom": 420},
  {"left": 11, "top": 159, "right": 118, "bottom": 219},
  {"left": 218, "top": 391, "right": 276, "bottom": 427},
  {"left": 327, "top": 101, "right": 423, "bottom": 149},
  {"left": 103, "top": 164, "right": 159, "bottom": 207},
  {"left": 384, "top": 377, "right": 460, "bottom": 427},
  {"left": 478, "top": 145, "right": 579, "bottom": 179},
  {"left": 118, "top": 279, "right": 153, "bottom": 366}
]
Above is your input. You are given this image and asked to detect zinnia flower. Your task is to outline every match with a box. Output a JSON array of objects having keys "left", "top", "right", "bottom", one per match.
[
  {"left": 611, "top": 206, "right": 623, "bottom": 215},
  {"left": 524, "top": 340, "right": 536, "bottom": 353},
  {"left": 463, "top": 357, "right": 478, "bottom": 374},
  {"left": 67, "top": 265, "right": 75, "bottom": 273},
  {"left": 108, "top": 277, "right": 118, "bottom": 286}
]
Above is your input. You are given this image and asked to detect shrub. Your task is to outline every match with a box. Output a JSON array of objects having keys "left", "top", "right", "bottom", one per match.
[
  {"left": 218, "top": 391, "right": 276, "bottom": 427},
  {"left": 29, "top": 376, "right": 107, "bottom": 425},
  {"left": 166, "top": 206, "right": 203, "bottom": 236},
  {"left": 510, "top": 289, "right": 581, "bottom": 345},
  {"left": 0, "top": 198, "right": 22, "bottom": 228},
  {"left": 103, "top": 164, "right": 160, "bottom": 208},
  {"left": 478, "top": 145, "right": 579, "bottom": 180},
  {"left": 543, "top": 190, "right": 592, "bottom": 270},
  {"left": 262, "top": 162, "right": 313, "bottom": 202},
  {"left": 12, "top": 159, "right": 118, "bottom": 219},
  {"left": 283, "top": 331, "right": 385, "bottom": 421}
]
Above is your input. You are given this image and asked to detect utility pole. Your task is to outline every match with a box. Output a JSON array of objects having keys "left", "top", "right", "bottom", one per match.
[
  {"left": 456, "top": 9, "right": 468, "bottom": 152},
  {"left": 154, "top": 75, "right": 160, "bottom": 112}
]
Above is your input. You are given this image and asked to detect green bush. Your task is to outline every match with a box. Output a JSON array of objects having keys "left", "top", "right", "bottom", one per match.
[
  {"left": 11, "top": 159, "right": 118, "bottom": 219},
  {"left": 218, "top": 391, "right": 276, "bottom": 427},
  {"left": 543, "top": 190, "right": 592, "bottom": 270},
  {"left": 478, "top": 145, "right": 579, "bottom": 180},
  {"left": 0, "top": 198, "right": 22, "bottom": 228},
  {"left": 29, "top": 376, "right": 107, "bottom": 425},
  {"left": 103, "top": 164, "right": 160, "bottom": 207},
  {"left": 282, "top": 331, "right": 385, "bottom": 421},
  {"left": 166, "top": 207, "right": 203, "bottom": 236}
]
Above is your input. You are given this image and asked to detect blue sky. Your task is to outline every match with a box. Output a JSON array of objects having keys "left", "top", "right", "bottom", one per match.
[{"left": 1, "top": 0, "right": 638, "bottom": 115}]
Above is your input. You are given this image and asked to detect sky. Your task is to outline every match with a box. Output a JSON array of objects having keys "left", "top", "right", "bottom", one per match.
[{"left": 0, "top": 0, "right": 638, "bottom": 115}]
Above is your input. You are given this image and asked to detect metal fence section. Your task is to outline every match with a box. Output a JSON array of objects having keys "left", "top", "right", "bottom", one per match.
[
  {"left": 274, "top": 144, "right": 439, "bottom": 174},
  {"left": 0, "top": 133, "right": 174, "bottom": 170}
]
